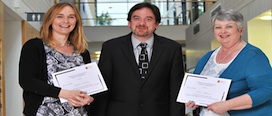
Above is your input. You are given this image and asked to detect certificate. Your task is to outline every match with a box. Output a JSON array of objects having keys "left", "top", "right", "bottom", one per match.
[
  {"left": 51, "top": 62, "right": 108, "bottom": 103},
  {"left": 176, "top": 73, "right": 231, "bottom": 107}
]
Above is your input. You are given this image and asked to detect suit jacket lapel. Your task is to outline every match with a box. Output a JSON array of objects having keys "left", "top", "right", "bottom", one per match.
[
  {"left": 120, "top": 33, "right": 140, "bottom": 77},
  {"left": 145, "top": 35, "right": 164, "bottom": 81}
]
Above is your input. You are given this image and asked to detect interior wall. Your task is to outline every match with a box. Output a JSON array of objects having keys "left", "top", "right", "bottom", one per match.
[
  {"left": 2, "top": 1, "right": 30, "bottom": 115},
  {"left": 211, "top": 39, "right": 220, "bottom": 49},
  {"left": 4, "top": 20, "right": 23, "bottom": 116},
  {"left": 1, "top": 0, "right": 53, "bottom": 30},
  {"left": 0, "top": 1, "right": 5, "bottom": 116},
  {"left": 24, "top": 20, "right": 40, "bottom": 42},
  {"left": 84, "top": 25, "right": 188, "bottom": 42},
  {"left": 248, "top": 19, "right": 272, "bottom": 65},
  {"left": 2, "top": 0, "right": 52, "bottom": 114}
]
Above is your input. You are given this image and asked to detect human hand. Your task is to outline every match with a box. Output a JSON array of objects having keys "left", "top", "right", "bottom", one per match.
[
  {"left": 207, "top": 101, "right": 229, "bottom": 114},
  {"left": 185, "top": 101, "right": 199, "bottom": 109},
  {"left": 59, "top": 89, "right": 94, "bottom": 107},
  {"left": 81, "top": 94, "right": 94, "bottom": 105}
]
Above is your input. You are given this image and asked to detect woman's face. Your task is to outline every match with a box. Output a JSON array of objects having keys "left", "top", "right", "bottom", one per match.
[
  {"left": 52, "top": 6, "right": 77, "bottom": 36},
  {"left": 213, "top": 19, "right": 243, "bottom": 45}
]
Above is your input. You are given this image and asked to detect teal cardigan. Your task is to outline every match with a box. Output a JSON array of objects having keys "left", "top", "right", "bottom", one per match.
[{"left": 194, "top": 43, "right": 272, "bottom": 116}]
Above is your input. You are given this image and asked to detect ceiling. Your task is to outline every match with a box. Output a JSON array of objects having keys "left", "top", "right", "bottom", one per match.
[
  {"left": 251, "top": 9, "right": 272, "bottom": 21},
  {"left": 4, "top": 4, "right": 21, "bottom": 21},
  {"left": 4, "top": 10, "right": 16, "bottom": 21}
]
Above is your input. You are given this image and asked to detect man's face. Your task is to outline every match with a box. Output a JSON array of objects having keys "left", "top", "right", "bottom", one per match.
[{"left": 128, "top": 7, "right": 159, "bottom": 41}]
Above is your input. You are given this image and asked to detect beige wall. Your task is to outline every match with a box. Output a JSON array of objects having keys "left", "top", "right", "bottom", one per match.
[
  {"left": 22, "top": 20, "right": 40, "bottom": 44},
  {"left": 2, "top": 0, "right": 51, "bottom": 115},
  {"left": 248, "top": 17, "right": 272, "bottom": 65}
]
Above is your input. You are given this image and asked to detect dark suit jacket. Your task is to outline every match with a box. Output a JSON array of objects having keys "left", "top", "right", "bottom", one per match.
[{"left": 89, "top": 33, "right": 185, "bottom": 116}]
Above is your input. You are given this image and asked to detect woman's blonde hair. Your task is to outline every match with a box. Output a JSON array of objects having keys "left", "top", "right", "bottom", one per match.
[{"left": 39, "top": 2, "right": 88, "bottom": 53}]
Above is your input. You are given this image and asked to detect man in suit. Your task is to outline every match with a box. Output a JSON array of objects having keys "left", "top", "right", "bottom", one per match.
[{"left": 89, "top": 2, "right": 185, "bottom": 116}]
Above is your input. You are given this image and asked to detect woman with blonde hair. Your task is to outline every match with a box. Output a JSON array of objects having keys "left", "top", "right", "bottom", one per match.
[{"left": 19, "top": 2, "right": 93, "bottom": 116}]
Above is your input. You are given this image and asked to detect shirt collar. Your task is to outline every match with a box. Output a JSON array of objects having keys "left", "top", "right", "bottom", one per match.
[{"left": 131, "top": 35, "right": 154, "bottom": 49}]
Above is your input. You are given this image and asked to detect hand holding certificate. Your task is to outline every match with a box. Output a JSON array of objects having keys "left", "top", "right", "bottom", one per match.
[
  {"left": 51, "top": 62, "right": 108, "bottom": 103},
  {"left": 176, "top": 73, "right": 231, "bottom": 107}
]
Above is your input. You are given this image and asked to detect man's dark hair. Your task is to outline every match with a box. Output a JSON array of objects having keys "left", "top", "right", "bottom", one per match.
[{"left": 127, "top": 2, "right": 161, "bottom": 24}]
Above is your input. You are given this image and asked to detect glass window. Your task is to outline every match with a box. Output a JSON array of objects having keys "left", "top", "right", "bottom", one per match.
[{"left": 79, "top": 0, "right": 213, "bottom": 26}]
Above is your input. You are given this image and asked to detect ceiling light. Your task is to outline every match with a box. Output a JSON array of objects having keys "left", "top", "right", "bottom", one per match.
[
  {"left": 94, "top": 51, "right": 101, "bottom": 54},
  {"left": 260, "top": 16, "right": 272, "bottom": 20}
]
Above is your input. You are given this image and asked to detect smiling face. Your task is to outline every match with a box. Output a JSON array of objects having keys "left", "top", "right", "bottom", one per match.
[
  {"left": 128, "top": 7, "right": 159, "bottom": 41},
  {"left": 51, "top": 6, "right": 77, "bottom": 36},
  {"left": 213, "top": 19, "right": 244, "bottom": 46}
]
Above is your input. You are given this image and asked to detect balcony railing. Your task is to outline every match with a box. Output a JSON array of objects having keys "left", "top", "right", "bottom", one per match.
[{"left": 74, "top": 1, "right": 217, "bottom": 26}]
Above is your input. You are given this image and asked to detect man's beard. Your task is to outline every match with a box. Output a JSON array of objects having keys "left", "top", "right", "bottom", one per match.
[{"left": 133, "top": 27, "right": 149, "bottom": 37}]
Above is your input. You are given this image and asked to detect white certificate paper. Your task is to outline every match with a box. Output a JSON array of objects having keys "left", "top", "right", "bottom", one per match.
[
  {"left": 51, "top": 62, "right": 107, "bottom": 103},
  {"left": 176, "top": 73, "right": 231, "bottom": 107}
]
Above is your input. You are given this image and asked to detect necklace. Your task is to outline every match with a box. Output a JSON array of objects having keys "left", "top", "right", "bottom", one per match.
[{"left": 217, "top": 41, "right": 241, "bottom": 64}]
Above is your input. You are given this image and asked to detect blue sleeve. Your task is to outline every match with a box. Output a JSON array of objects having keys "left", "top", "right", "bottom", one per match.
[{"left": 245, "top": 50, "right": 272, "bottom": 107}]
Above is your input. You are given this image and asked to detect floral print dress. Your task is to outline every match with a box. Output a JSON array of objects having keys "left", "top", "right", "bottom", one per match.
[{"left": 36, "top": 42, "right": 88, "bottom": 116}]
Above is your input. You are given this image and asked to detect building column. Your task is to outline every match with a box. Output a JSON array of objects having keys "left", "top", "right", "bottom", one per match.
[{"left": 0, "top": 1, "right": 6, "bottom": 116}]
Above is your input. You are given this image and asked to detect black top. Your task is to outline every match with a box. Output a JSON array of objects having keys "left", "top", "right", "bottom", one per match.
[{"left": 19, "top": 38, "right": 91, "bottom": 116}]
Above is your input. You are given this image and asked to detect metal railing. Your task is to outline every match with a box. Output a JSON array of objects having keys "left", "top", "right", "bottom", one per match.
[{"left": 74, "top": 1, "right": 216, "bottom": 26}]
